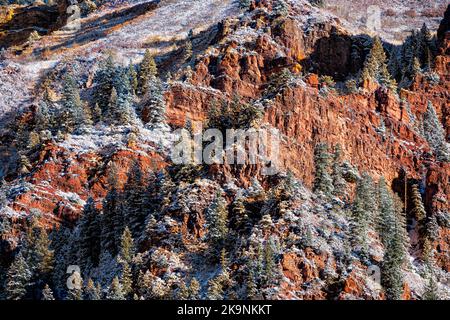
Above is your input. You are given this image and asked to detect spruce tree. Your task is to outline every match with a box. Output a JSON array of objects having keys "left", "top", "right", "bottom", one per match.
[
  {"left": 382, "top": 226, "right": 405, "bottom": 300},
  {"left": 264, "top": 240, "right": 276, "bottom": 287},
  {"left": 78, "top": 197, "right": 101, "bottom": 268},
  {"left": 123, "top": 161, "right": 147, "bottom": 238},
  {"left": 6, "top": 252, "right": 32, "bottom": 300},
  {"left": 206, "top": 192, "right": 229, "bottom": 254},
  {"left": 189, "top": 278, "right": 200, "bottom": 299},
  {"left": 106, "top": 277, "right": 125, "bottom": 300},
  {"left": 61, "top": 73, "right": 84, "bottom": 133},
  {"left": 239, "top": 0, "right": 251, "bottom": 11},
  {"left": 138, "top": 49, "right": 158, "bottom": 95},
  {"left": 119, "top": 227, "right": 135, "bottom": 264},
  {"left": 207, "top": 277, "right": 224, "bottom": 300},
  {"left": 121, "top": 261, "right": 133, "bottom": 298},
  {"left": 313, "top": 143, "right": 333, "bottom": 196},
  {"left": 361, "top": 37, "right": 396, "bottom": 90},
  {"left": 273, "top": 0, "right": 289, "bottom": 16},
  {"left": 378, "top": 177, "right": 396, "bottom": 247},
  {"left": 410, "top": 184, "right": 426, "bottom": 224},
  {"left": 141, "top": 76, "right": 166, "bottom": 128},
  {"left": 94, "top": 54, "right": 119, "bottom": 111},
  {"left": 128, "top": 62, "right": 138, "bottom": 95},
  {"left": 331, "top": 144, "right": 347, "bottom": 198},
  {"left": 351, "top": 181, "right": 370, "bottom": 255},
  {"left": 423, "top": 102, "right": 449, "bottom": 162},
  {"left": 101, "top": 170, "right": 124, "bottom": 257},
  {"left": 84, "top": 278, "right": 101, "bottom": 300},
  {"left": 423, "top": 269, "right": 440, "bottom": 300},
  {"left": 41, "top": 284, "right": 55, "bottom": 300}
]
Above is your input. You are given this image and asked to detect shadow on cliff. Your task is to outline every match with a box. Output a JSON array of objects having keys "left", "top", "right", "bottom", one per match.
[{"left": 34, "top": 0, "right": 160, "bottom": 55}]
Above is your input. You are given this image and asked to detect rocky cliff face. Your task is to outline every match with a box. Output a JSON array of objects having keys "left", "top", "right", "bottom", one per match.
[{"left": 0, "top": 0, "right": 448, "bottom": 300}]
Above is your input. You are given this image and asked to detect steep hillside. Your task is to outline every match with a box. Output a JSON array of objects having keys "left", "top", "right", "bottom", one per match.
[{"left": 0, "top": 0, "right": 448, "bottom": 300}]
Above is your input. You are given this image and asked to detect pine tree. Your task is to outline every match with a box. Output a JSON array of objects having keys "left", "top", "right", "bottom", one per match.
[
  {"left": 33, "top": 227, "right": 54, "bottom": 277},
  {"left": 207, "top": 277, "right": 223, "bottom": 300},
  {"left": 351, "top": 183, "right": 370, "bottom": 255},
  {"left": 101, "top": 171, "right": 124, "bottom": 257},
  {"left": 123, "top": 162, "right": 147, "bottom": 238},
  {"left": 331, "top": 144, "right": 347, "bottom": 198},
  {"left": 379, "top": 181, "right": 407, "bottom": 300},
  {"left": 361, "top": 37, "right": 396, "bottom": 90},
  {"left": 423, "top": 102, "right": 449, "bottom": 162},
  {"left": 78, "top": 197, "right": 101, "bottom": 269},
  {"left": 175, "top": 280, "right": 190, "bottom": 300},
  {"left": 138, "top": 49, "right": 158, "bottom": 95},
  {"left": 189, "top": 278, "right": 200, "bottom": 299},
  {"left": 119, "top": 227, "right": 135, "bottom": 264},
  {"left": 121, "top": 261, "right": 133, "bottom": 298},
  {"left": 382, "top": 226, "right": 405, "bottom": 300},
  {"left": 239, "top": 0, "right": 251, "bottom": 11},
  {"left": 41, "top": 284, "right": 55, "bottom": 300},
  {"left": 94, "top": 54, "right": 119, "bottom": 111},
  {"left": 273, "top": 0, "right": 289, "bottom": 16},
  {"left": 378, "top": 177, "right": 396, "bottom": 247},
  {"left": 105, "top": 87, "right": 136, "bottom": 126},
  {"left": 264, "top": 240, "right": 276, "bottom": 287},
  {"left": 313, "top": 143, "right": 333, "bottom": 196},
  {"left": 246, "top": 266, "right": 257, "bottom": 299},
  {"left": 206, "top": 192, "right": 229, "bottom": 254},
  {"left": 410, "top": 184, "right": 426, "bottom": 224},
  {"left": 6, "top": 252, "right": 31, "bottom": 300},
  {"left": 106, "top": 277, "right": 125, "bottom": 300},
  {"left": 128, "top": 62, "right": 138, "bottom": 95},
  {"left": 84, "top": 278, "right": 101, "bottom": 300},
  {"left": 60, "top": 73, "right": 84, "bottom": 133},
  {"left": 423, "top": 268, "right": 440, "bottom": 300},
  {"left": 141, "top": 76, "right": 166, "bottom": 128}
]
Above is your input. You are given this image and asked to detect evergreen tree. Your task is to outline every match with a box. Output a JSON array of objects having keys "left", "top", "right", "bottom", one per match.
[
  {"left": 32, "top": 227, "right": 54, "bottom": 278},
  {"left": 94, "top": 54, "right": 119, "bottom": 111},
  {"left": 206, "top": 192, "right": 229, "bottom": 254},
  {"left": 121, "top": 261, "right": 133, "bottom": 298},
  {"left": 60, "top": 73, "right": 84, "bottom": 133},
  {"left": 382, "top": 225, "right": 405, "bottom": 300},
  {"left": 423, "top": 269, "right": 440, "bottom": 300},
  {"left": 106, "top": 277, "right": 125, "bottom": 300},
  {"left": 41, "top": 284, "right": 55, "bottom": 300},
  {"left": 207, "top": 277, "right": 223, "bottom": 300},
  {"left": 123, "top": 162, "right": 147, "bottom": 238},
  {"left": 378, "top": 178, "right": 396, "bottom": 247},
  {"left": 331, "top": 144, "right": 347, "bottom": 198},
  {"left": 101, "top": 170, "right": 124, "bottom": 257},
  {"left": 128, "top": 62, "right": 138, "bottom": 95},
  {"left": 273, "top": 0, "right": 289, "bottom": 16},
  {"left": 313, "top": 143, "right": 333, "bottom": 196},
  {"left": 138, "top": 49, "right": 158, "bottom": 95},
  {"left": 263, "top": 240, "right": 276, "bottom": 287},
  {"left": 239, "top": 0, "right": 251, "bottom": 11},
  {"left": 141, "top": 76, "right": 166, "bottom": 128},
  {"left": 189, "top": 278, "right": 200, "bottom": 299},
  {"left": 351, "top": 182, "right": 370, "bottom": 255},
  {"left": 423, "top": 102, "right": 449, "bottom": 162},
  {"left": 246, "top": 266, "right": 257, "bottom": 299},
  {"left": 78, "top": 197, "right": 101, "bottom": 269},
  {"left": 84, "top": 278, "right": 101, "bottom": 300},
  {"left": 361, "top": 37, "right": 396, "bottom": 90},
  {"left": 119, "top": 227, "right": 135, "bottom": 264},
  {"left": 6, "top": 252, "right": 32, "bottom": 300},
  {"left": 105, "top": 87, "right": 136, "bottom": 126},
  {"left": 410, "top": 184, "right": 426, "bottom": 224}
]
